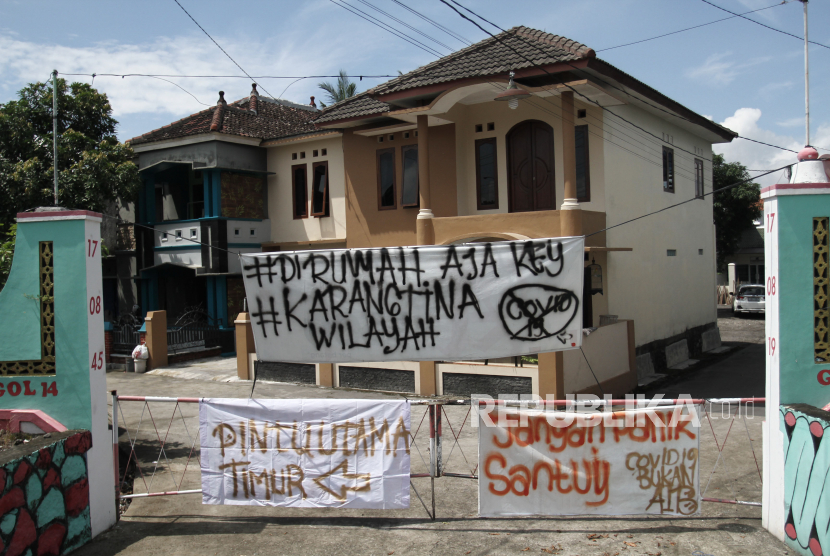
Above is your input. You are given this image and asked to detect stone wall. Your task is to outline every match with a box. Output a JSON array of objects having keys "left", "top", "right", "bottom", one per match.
[{"left": 0, "top": 430, "right": 93, "bottom": 556}]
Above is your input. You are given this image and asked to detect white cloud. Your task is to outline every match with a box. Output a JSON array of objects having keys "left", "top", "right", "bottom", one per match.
[
  {"left": 777, "top": 116, "right": 806, "bottom": 128},
  {"left": 757, "top": 79, "right": 794, "bottom": 100},
  {"left": 0, "top": 22, "right": 396, "bottom": 139},
  {"left": 714, "top": 107, "right": 830, "bottom": 186},
  {"left": 685, "top": 52, "right": 772, "bottom": 87}
]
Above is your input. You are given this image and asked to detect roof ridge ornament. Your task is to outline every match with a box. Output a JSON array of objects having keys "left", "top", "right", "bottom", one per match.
[
  {"left": 249, "top": 83, "right": 259, "bottom": 115},
  {"left": 210, "top": 91, "right": 226, "bottom": 131}
]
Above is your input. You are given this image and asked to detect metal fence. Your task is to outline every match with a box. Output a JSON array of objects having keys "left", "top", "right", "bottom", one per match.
[
  {"left": 110, "top": 395, "right": 764, "bottom": 520},
  {"left": 112, "top": 326, "right": 141, "bottom": 354},
  {"left": 167, "top": 326, "right": 234, "bottom": 354}
]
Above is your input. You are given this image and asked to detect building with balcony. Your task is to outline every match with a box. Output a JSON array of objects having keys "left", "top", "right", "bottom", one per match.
[
  {"left": 125, "top": 85, "right": 335, "bottom": 333},
  {"left": 310, "top": 26, "right": 737, "bottom": 391}
]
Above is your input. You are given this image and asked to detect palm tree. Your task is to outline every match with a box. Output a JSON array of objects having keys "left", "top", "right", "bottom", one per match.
[{"left": 317, "top": 70, "right": 357, "bottom": 108}]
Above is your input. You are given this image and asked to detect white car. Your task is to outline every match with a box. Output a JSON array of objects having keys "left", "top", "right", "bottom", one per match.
[{"left": 732, "top": 284, "right": 765, "bottom": 315}]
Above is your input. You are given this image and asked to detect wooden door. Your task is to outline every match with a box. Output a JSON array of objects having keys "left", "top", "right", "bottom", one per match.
[{"left": 507, "top": 120, "right": 555, "bottom": 212}]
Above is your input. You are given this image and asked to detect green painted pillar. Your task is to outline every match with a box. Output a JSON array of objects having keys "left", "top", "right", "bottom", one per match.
[{"left": 0, "top": 208, "right": 116, "bottom": 537}]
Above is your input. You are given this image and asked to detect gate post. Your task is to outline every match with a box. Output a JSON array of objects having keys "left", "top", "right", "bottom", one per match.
[
  {"left": 234, "top": 312, "right": 255, "bottom": 380},
  {"left": 0, "top": 209, "right": 117, "bottom": 539},
  {"left": 144, "top": 310, "right": 168, "bottom": 370}
]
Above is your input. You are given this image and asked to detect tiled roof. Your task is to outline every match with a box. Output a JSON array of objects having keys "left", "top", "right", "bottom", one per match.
[
  {"left": 314, "top": 26, "right": 593, "bottom": 124},
  {"left": 129, "top": 91, "right": 320, "bottom": 146},
  {"left": 314, "top": 93, "right": 390, "bottom": 124}
]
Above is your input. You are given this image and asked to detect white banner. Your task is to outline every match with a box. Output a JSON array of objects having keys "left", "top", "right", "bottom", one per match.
[
  {"left": 241, "top": 236, "right": 584, "bottom": 363},
  {"left": 200, "top": 399, "right": 410, "bottom": 509},
  {"left": 478, "top": 404, "right": 700, "bottom": 516}
]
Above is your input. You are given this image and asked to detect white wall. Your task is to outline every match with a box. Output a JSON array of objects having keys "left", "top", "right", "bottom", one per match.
[
  {"left": 563, "top": 321, "right": 630, "bottom": 393},
  {"left": 602, "top": 104, "right": 718, "bottom": 346},
  {"left": 266, "top": 136, "right": 346, "bottom": 244},
  {"left": 226, "top": 219, "right": 270, "bottom": 246}
]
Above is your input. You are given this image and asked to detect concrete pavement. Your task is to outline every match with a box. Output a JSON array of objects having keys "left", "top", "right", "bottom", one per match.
[{"left": 77, "top": 359, "right": 787, "bottom": 556}]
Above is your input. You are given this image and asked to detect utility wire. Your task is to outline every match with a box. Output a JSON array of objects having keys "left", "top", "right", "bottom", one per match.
[
  {"left": 700, "top": 0, "right": 830, "bottom": 51},
  {"left": 329, "top": 0, "right": 444, "bottom": 57},
  {"left": 60, "top": 73, "right": 398, "bottom": 79},
  {"left": 597, "top": 1, "right": 789, "bottom": 52},
  {"left": 390, "top": 0, "right": 471, "bottom": 45},
  {"left": 585, "top": 165, "right": 789, "bottom": 239},
  {"left": 101, "top": 213, "right": 240, "bottom": 257},
  {"left": 144, "top": 75, "right": 212, "bottom": 106},
  {"left": 172, "top": 0, "right": 278, "bottom": 99},
  {"left": 439, "top": 0, "right": 715, "bottom": 164},
  {"left": 580, "top": 347, "right": 605, "bottom": 396},
  {"left": 354, "top": 0, "right": 455, "bottom": 51},
  {"left": 441, "top": 0, "right": 801, "bottom": 157}
]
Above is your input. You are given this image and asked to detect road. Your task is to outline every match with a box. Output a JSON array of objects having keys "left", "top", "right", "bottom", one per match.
[{"left": 643, "top": 307, "right": 766, "bottom": 400}]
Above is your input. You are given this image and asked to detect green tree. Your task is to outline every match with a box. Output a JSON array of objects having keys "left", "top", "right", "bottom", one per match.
[
  {"left": 712, "top": 153, "right": 761, "bottom": 272},
  {"left": 0, "top": 78, "right": 139, "bottom": 229},
  {"left": 317, "top": 70, "right": 357, "bottom": 108},
  {"left": 0, "top": 223, "right": 14, "bottom": 290}
]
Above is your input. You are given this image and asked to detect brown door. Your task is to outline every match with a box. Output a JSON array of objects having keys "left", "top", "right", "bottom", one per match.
[{"left": 507, "top": 120, "right": 555, "bottom": 212}]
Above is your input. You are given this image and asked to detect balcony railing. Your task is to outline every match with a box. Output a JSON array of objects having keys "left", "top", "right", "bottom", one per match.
[{"left": 431, "top": 209, "right": 606, "bottom": 246}]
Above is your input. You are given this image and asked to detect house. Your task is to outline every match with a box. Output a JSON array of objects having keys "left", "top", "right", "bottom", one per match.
[
  {"left": 304, "top": 26, "right": 736, "bottom": 394},
  {"left": 124, "top": 85, "right": 339, "bottom": 333}
]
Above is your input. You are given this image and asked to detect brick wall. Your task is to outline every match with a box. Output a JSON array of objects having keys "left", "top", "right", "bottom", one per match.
[{"left": 104, "top": 331, "right": 112, "bottom": 364}]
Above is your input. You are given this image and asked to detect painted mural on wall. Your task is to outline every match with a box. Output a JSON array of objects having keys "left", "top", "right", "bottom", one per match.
[
  {"left": 220, "top": 173, "right": 265, "bottom": 219},
  {"left": 781, "top": 406, "right": 830, "bottom": 556},
  {"left": 0, "top": 431, "right": 92, "bottom": 556}
]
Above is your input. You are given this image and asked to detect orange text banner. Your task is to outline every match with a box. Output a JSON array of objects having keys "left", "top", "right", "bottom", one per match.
[
  {"left": 200, "top": 399, "right": 411, "bottom": 508},
  {"left": 478, "top": 404, "right": 700, "bottom": 516}
]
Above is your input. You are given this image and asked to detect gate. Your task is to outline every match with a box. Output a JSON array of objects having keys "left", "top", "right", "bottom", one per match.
[
  {"left": 167, "top": 310, "right": 235, "bottom": 354},
  {"left": 110, "top": 395, "right": 764, "bottom": 519}
]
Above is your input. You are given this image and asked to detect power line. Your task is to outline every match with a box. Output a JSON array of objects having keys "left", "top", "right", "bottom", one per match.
[
  {"left": 700, "top": 0, "right": 830, "bottom": 51},
  {"left": 441, "top": 0, "right": 801, "bottom": 158},
  {"left": 354, "top": 0, "right": 455, "bottom": 51},
  {"left": 439, "top": 0, "right": 717, "bottom": 164},
  {"left": 60, "top": 73, "right": 398, "bottom": 79},
  {"left": 172, "top": 0, "right": 278, "bottom": 99},
  {"left": 586, "top": 165, "right": 789, "bottom": 238},
  {"left": 328, "top": 0, "right": 444, "bottom": 57},
  {"left": 390, "top": 0, "right": 471, "bottom": 45},
  {"left": 597, "top": 1, "right": 789, "bottom": 52}
]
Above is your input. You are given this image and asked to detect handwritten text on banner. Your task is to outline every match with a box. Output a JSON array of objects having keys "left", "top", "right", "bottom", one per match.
[
  {"left": 200, "top": 399, "right": 411, "bottom": 509},
  {"left": 478, "top": 405, "right": 700, "bottom": 516},
  {"left": 240, "top": 236, "right": 585, "bottom": 363}
]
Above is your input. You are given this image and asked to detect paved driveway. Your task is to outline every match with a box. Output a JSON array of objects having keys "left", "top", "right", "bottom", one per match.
[{"left": 77, "top": 347, "right": 786, "bottom": 556}]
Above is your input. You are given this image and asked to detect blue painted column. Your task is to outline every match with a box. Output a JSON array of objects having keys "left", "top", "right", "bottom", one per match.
[
  {"left": 203, "top": 171, "right": 212, "bottom": 218},
  {"left": 216, "top": 275, "right": 228, "bottom": 327},
  {"left": 206, "top": 276, "right": 216, "bottom": 324}
]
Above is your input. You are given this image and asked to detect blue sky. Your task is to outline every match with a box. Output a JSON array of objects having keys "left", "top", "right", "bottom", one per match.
[{"left": 1, "top": 0, "right": 827, "bottom": 185}]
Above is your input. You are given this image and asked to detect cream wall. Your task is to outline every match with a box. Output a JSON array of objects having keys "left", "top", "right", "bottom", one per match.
[
  {"left": 453, "top": 97, "right": 605, "bottom": 217},
  {"left": 602, "top": 104, "right": 718, "bottom": 346},
  {"left": 266, "top": 135, "right": 346, "bottom": 244}
]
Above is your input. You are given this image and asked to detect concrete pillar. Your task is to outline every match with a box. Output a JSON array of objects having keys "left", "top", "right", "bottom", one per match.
[
  {"left": 416, "top": 361, "right": 437, "bottom": 396},
  {"left": 537, "top": 352, "right": 564, "bottom": 399},
  {"left": 144, "top": 310, "right": 168, "bottom": 370},
  {"left": 415, "top": 114, "right": 435, "bottom": 246},
  {"left": 414, "top": 115, "right": 437, "bottom": 395},
  {"left": 538, "top": 91, "right": 583, "bottom": 398},
  {"left": 234, "top": 312, "right": 255, "bottom": 380},
  {"left": 559, "top": 91, "right": 582, "bottom": 237},
  {"left": 727, "top": 262, "right": 737, "bottom": 295},
  {"left": 317, "top": 363, "right": 335, "bottom": 387}
]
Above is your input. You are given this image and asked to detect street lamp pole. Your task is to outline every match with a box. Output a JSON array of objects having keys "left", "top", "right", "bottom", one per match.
[{"left": 52, "top": 69, "right": 58, "bottom": 205}]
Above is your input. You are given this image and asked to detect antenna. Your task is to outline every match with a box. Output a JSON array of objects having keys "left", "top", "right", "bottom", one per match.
[{"left": 799, "top": 0, "right": 810, "bottom": 146}]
